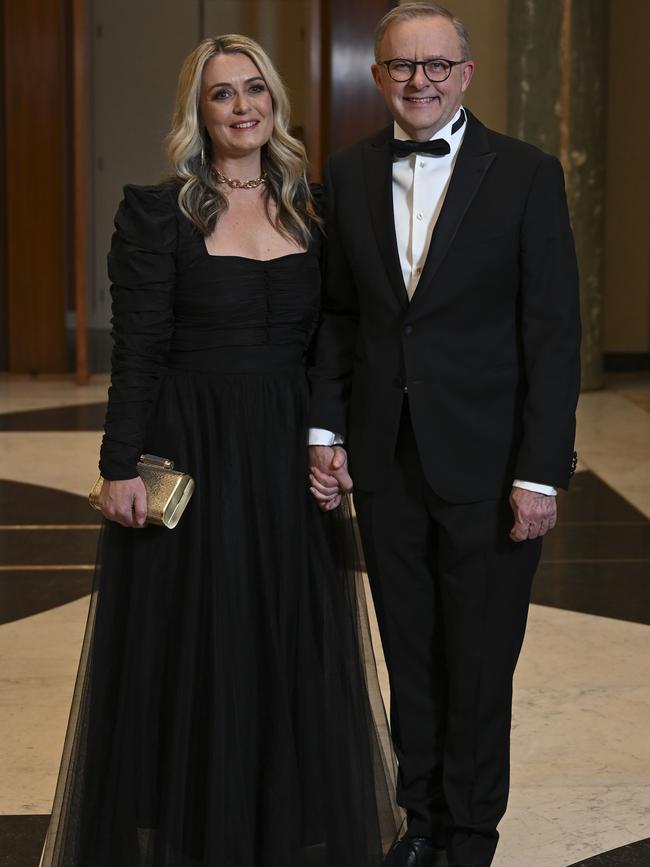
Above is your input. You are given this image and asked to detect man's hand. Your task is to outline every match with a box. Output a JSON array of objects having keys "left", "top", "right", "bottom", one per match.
[
  {"left": 309, "top": 446, "right": 353, "bottom": 511},
  {"left": 98, "top": 477, "right": 148, "bottom": 528},
  {"left": 509, "top": 486, "right": 557, "bottom": 542}
]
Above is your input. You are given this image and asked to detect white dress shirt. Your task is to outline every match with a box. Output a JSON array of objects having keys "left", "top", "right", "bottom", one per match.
[
  {"left": 310, "top": 106, "right": 556, "bottom": 496},
  {"left": 393, "top": 107, "right": 465, "bottom": 299}
]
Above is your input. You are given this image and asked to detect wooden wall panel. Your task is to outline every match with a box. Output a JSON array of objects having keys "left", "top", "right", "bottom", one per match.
[
  {"left": 0, "top": 5, "right": 7, "bottom": 370},
  {"left": 306, "top": 0, "right": 322, "bottom": 175},
  {"left": 603, "top": 0, "right": 650, "bottom": 354},
  {"left": 72, "top": 0, "right": 88, "bottom": 383},
  {"left": 320, "top": 0, "right": 395, "bottom": 163},
  {"left": 4, "top": 0, "right": 68, "bottom": 373}
]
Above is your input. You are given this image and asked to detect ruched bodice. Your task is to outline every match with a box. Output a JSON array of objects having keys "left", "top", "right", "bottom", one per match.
[
  {"left": 171, "top": 251, "right": 320, "bottom": 354},
  {"left": 100, "top": 183, "right": 322, "bottom": 479}
]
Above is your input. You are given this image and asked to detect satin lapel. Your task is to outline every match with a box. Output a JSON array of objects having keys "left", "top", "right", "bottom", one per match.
[
  {"left": 410, "top": 113, "right": 496, "bottom": 309},
  {"left": 363, "top": 130, "right": 409, "bottom": 309}
]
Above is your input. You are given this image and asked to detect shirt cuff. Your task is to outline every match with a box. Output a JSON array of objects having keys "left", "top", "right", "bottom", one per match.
[
  {"left": 308, "top": 427, "right": 345, "bottom": 446},
  {"left": 513, "top": 479, "right": 557, "bottom": 496}
]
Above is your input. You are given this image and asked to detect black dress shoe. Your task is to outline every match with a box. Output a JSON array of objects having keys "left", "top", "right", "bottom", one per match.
[{"left": 383, "top": 836, "right": 447, "bottom": 867}]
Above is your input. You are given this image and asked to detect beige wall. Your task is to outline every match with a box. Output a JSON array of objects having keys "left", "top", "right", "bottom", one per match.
[
  {"left": 603, "top": 0, "right": 650, "bottom": 354},
  {"left": 447, "top": 0, "right": 509, "bottom": 133},
  {"left": 90, "top": 0, "right": 201, "bottom": 329},
  {"left": 204, "top": 1, "right": 309, "bottom": 134}
]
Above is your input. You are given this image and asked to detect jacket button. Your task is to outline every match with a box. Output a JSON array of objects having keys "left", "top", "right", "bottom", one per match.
[{"left": 404, "top": 325, "right": 413, "bottom": 336}]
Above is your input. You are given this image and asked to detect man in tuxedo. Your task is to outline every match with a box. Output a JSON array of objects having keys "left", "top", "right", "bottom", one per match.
[{"left": 308, "top": 3, "right": 580, "bottom": 866}]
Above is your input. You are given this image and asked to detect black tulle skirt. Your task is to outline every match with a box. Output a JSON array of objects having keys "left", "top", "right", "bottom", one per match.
[{"left": 42, "top": 364, "right": 399, "bottom": 867}]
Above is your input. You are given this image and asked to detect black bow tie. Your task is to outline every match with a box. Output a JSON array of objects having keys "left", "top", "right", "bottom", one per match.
[
  {"left": 390, "top": 108, "right": 466, "bottom": 160},
  {"left": 391, "top": 138, "right": 450, "bottom": 159}
]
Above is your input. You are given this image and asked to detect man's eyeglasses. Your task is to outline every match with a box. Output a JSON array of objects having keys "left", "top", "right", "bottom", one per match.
[{"left": 379, "top": 57, "right": 466, "bottom": 83}]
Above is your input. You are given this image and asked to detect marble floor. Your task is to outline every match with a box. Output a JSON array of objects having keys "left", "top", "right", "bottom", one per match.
[{"left": 0, "top": 373, "right": 649, "bottom": 866}]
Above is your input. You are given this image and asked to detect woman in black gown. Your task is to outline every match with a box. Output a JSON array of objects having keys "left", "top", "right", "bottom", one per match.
[{"left": 41, "top": 34, "right": 399, "bottom": 867}]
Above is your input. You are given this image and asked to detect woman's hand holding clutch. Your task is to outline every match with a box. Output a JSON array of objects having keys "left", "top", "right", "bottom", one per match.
[{"left": 98, "top": 476, "right": 149, "bottom": 528}]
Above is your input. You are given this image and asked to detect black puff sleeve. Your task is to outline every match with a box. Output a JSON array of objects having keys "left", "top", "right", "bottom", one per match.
[{"left": 99, "top": 184, "right": 177, "bottom": 480}]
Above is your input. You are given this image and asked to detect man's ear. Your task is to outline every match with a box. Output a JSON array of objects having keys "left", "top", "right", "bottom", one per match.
[
  {"left": 461, "top": 60, "right": 475, "bottom": 93},
  {"left": 371, "top": 63, "right": 384, "bottom": 93}
]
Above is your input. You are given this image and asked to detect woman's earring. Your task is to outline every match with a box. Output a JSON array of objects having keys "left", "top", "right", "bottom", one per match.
[{"left": 200, "top": 140, "right": 206, "bottom": 167}]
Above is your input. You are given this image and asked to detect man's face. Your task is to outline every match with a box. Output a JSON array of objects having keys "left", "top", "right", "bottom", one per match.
[{"left": 372, "top": 16, "right": 474, "bottom": 142}]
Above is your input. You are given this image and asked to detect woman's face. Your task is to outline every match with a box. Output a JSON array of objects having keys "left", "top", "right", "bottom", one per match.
[{"left": 199, "top": 52, "right": 274, "bottom": 163}]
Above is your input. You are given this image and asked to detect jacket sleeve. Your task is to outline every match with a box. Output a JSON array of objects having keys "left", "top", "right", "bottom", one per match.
[
  {"left": 514, "top": 155, "right": 581, "bottom": 489},
  {"left": 307, "top": 159, "right": 360, "bottom": 438},
  {"left": 99, "top": 184, "right": 177, "bottom": 480}
]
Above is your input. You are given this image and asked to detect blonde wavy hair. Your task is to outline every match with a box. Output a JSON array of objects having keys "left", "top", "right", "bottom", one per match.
[{"left": 167, "top": 35, "right": 321, "bottom": 245}]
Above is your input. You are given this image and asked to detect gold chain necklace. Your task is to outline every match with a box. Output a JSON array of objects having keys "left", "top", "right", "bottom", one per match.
[{"left": 212, "top": 167, "right": 267, "bottom": 190}]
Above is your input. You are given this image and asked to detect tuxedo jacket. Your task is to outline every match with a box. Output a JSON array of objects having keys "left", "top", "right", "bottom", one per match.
[{"left": 308, "top": 110, "right": 581, "bottom": 503}]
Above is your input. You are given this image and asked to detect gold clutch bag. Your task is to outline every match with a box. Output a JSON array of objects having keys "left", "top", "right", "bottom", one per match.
[{"left": 89, "top": 454, "right": 195, "bottom": 529}]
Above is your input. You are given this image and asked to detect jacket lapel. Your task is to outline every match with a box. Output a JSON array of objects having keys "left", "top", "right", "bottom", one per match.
[
  {"left": 363, "top": 128, "right": 409, "bottom": 309},
  {"left": 410, "top": 111, "right": 496, "bottom": 309}
]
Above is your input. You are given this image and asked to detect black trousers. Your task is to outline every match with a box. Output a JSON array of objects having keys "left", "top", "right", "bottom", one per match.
[{"left": 354, "top": 405, "right": 542, "bottom": 867}]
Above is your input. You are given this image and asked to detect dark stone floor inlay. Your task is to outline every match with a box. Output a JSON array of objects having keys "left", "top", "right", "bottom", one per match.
[
  {"left": 532, "top": 472, "right": 650, "bottom": 625},
  {"left": 0, "top": 479, "right": 100, "bottom": 525},
  {"left": 1, "top": 528, "right": 100, "bottom": 566},
  {"left": 0, "top": 569, "right": 94, "bottom": 624},
  {"left": 0, "top": 815, "right": 49, "bottom": 867},
  {"left": 0, "top": 402, "right": 106, "bottom": 431},
  {"left": 533, "top": 561, "right": 650, "bottom": 625},
  {"left": 552, "top": 471, "right": 645, "bottom": 523},
  {"left": 542, "top": 522, "right": 650, "bottom": 561},
  {"left": 0, "top": 480, "right": 99, "bottom": 623},
  {"left": 567, "top": 836, "right": 650, "bottom": 865}
]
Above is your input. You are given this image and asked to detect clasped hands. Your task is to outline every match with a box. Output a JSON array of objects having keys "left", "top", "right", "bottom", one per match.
[
  {"left": 309, "top": 446, "right": 557, "bottom": 540},
  {"left": 309, "top": 446, "right": 353, "bottom": 512}
]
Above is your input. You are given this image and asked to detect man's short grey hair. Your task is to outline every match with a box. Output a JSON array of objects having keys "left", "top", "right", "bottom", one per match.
[{"left": 374, "top": 2, "right": 471, "bottom": 62}]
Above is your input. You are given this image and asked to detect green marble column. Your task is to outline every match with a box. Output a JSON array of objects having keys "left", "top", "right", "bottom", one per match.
[{"left": 509, "top": 0, "right": 608, "bottom": 391}]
